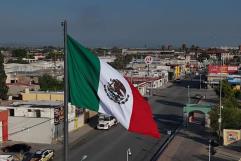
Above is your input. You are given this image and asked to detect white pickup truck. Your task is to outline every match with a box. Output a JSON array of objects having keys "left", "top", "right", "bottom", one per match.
[
  {"left": 0, "top": 155, "right": 13, "bottom": 161},
  {"left": 97, "top": 114, "right": 118, "bottom": 130}
]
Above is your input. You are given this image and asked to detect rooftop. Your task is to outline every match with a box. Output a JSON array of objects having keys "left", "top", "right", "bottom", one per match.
[{"left": 9, "top": 100, "right": 63, "bottom": 108}]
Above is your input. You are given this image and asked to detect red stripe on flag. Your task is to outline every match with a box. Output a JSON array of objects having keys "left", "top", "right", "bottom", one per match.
[{"left": 128, "top": 82, "right": 160, "bottom": 138}]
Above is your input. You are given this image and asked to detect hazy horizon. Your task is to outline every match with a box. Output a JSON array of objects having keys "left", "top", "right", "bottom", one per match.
[{"left": 1, "top": 0, "right": 241, "bottom": 48}]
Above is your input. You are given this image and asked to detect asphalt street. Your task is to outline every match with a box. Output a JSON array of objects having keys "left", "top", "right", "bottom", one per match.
[{"left": 55, "top": 80, "right": 200, "bottom": 161}]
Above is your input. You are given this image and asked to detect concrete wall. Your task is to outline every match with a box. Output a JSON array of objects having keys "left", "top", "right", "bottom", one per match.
[
  {"left": 75, "top": 114, "right": 85, "bottom": 129},
  {"left": 22, "top": 92, "right": 64, "bottom": 101},
  {"left": 0, "top": 121, "right": 2, "bottom": 142},
  {"left": 36, "top": 93, "right": 51, "bottom": 100},
  {"left": 22, "top": 93, "right": 37, "bottom": 101},
  {"left": 50, "top": 94, "right": 64, "bottom": 101},
  {"left": 8, "top": 117, "right": 53, "bottom": 144}
]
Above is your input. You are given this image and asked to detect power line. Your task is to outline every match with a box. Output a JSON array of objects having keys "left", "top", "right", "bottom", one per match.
[{"left": 0, "top": 118, "right": 56, "bottom": 140}]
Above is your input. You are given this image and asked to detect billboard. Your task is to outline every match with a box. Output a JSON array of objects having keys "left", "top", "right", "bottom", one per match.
[
  {"left": 208, "top": 65, "right": 238, "bottom": 74},
  {"left": 223, "top": 129, "right": 241, "bottom": 145},
  {"left": 228, "top": 66, "right": 238, "bottom": 74}
]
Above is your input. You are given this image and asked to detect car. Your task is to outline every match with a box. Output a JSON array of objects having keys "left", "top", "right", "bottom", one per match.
[
  {"left": 97, "top": 114, "right": 118, "bottom": 130},
  {"left": 174, "top": 79, "right": 181, "bottom": 83},
  {"left": 0, "top": 154, "right": 14, "bottom": 161},
  {"left": 1, "top": 144, "right": 31, "bottom": 153},
  {"left": 193, "top": 94, "right": 202, "bottom": 99},
  {"left": 30, "top": 149, "right": 54, "bottom": 161},
  {"left": 22, "top": 152, "right": 34, "bottom": 161}
]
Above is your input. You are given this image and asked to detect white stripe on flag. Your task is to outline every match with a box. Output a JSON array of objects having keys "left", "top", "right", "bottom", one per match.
[{"left": 97, "top": 61, "right": 134, "bottom": 129}]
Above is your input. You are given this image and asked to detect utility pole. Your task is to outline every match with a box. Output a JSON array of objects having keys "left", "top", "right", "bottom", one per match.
[
  {"left": 209, "top": 140, "right": 211, "bottom": 161},
  {"left": 127, "top": 148, "right": 131, "bottom": 161},
  {"left": 218, "top": 54, "right": 222, "bottom": 144},
  {"left": 199, "top": 74, "right": 202, "bottom": 89}
]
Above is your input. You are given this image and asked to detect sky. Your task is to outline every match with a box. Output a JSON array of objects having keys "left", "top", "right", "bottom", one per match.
[{"left": 0, "top": 0, "right": 241, "bottom": 48}]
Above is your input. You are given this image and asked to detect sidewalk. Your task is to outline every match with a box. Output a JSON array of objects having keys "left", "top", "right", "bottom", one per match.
[
  {"left": 50, "top": 117, "right": 96, "bottom": 151},
  {"left": 158, "top": 125, "right": 241, "bottom": 161}
]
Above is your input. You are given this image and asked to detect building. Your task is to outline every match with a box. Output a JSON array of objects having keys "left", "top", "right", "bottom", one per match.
[
  {"left": 207, "top": 65, "right": 239, "bottom": 88},
  {"left": 0, "top": 90, "right": 97, "bottom": 144},
  {"left": 0, "top": 100, "right": 86, "bottom": 144},
  {"left": 125, "top": 76, "right": 167, "bottom": 96}
]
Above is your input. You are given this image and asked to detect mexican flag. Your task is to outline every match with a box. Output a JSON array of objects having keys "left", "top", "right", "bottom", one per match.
[{"left": 67, "top": 35, "right": 160, "bottom": 138}]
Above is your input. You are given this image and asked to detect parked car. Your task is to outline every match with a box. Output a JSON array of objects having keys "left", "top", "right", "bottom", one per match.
[
  {"left": 175, "top": 79, "right": 181, "bottom": 83},
  {"left": 30, "top": 149, "right": 54, "bottom": 161},
  {"left": 97, "top": 114, "right": 118, "bottom": 130},
  {"left": 0, "top": 154, "right": 14, "bottom": 161},
  {"left": 192, "top": 94, "right": 202, "bottom": 99},
  {"left": 22, "top": 152, "right": 34, "bottom": 161},
  {"left": 1, "top": 144, "right": 31, "bottom": 153}
]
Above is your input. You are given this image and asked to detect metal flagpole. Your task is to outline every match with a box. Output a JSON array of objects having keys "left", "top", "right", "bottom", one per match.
[{"left": 62, "top": 20, "right": 69, "bottom": 161}]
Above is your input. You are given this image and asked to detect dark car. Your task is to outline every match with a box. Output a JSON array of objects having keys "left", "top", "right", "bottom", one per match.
[
  {"left": 1, "top": 143, "right": 31, "bottom": 153},
  {"left": 22, "top": 152, "right": 34, "bottom": 161},
  {"left": 31, "top": 149, "right": 54, "bottom": 161}
]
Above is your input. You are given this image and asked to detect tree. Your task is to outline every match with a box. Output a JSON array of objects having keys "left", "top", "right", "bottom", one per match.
[
  {"left": 190, "top": 44, "right": 199, "bottom": 52},
  {"left": 39, "top": 74, "right": 63, "bottom": 91},
  {"left": 210, "top": 80, "right": 241, "bottom": 131},
  {"left": 161, "top": 45, "right": 166, "bottom": 51},
  {"left": 110, "top": 47, "right": 122, "bottom": 54},
  {"left": 167, "top": 45, "right": 172, "bottom": 50},
  {"left": 197, "top": 53, "right": 210, "bottom": 62},
  {"left": 222, "top": 107, "right": 241, "bottom": 129},
  {"left": 215, "top": 80, "right": 235, "bottom": 99},
  {"left": 181, "top": 43, "right": 187, "bottom": 52},
  {"left": 12, "top": 49, "right": 27, "bottom": 58},
  {"left": 0, "top": 52, "right": 8, "bottom": 100},
  {"left": 109, "top": 54, "right": 133, "bottom": 70},
  {"left": 46, "top": 51, "right": 64, "bottom": 60}
]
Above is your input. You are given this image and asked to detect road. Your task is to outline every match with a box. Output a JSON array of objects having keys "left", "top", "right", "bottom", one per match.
[{"left": 55, "top": 81, "right": 199, "bottom": 161}]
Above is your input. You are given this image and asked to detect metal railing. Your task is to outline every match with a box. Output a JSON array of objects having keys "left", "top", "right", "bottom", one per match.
[{"left": 150, "top": 125, "right": 182, "bottom": 161}]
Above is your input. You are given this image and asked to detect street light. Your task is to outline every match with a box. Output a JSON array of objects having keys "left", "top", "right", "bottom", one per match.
[
  {"left": 127, "top": 148, "right": 132, "bottom": 161},
  {"left": 187, "top": 85, "right": 190, "bottom": 104},
  {"left": 218, "top": 54, "right": 223, "bottom": 144}
]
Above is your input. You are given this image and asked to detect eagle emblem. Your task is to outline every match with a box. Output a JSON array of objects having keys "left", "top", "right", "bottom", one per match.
[{"left": 104, "top": 79, "right": 129, "bottom": 104}]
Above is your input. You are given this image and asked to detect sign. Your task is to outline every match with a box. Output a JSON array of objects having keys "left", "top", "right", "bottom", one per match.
[
  {"left": 223, "top": 129, "right": 241, "bottom": 145},
  {"left": 144, "top": 56, "right": 153, "bottom": 65},
  {"left": 208, "top": 65, "right": 238, "bottom": 74},
  {"left": 54, "top": 106, "right": 64, "bottom": 125},
  {"left": 228, "top": 66, "right": 238, "bottom": 74}
]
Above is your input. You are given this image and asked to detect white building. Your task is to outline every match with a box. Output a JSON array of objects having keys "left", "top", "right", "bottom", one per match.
[{"left": 0, "top": 101, "right": 85, "bottom": 144}]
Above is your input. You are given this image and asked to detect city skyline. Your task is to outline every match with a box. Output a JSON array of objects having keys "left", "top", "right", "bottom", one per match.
[{"left": 1, "top": 0, "right": 241, "bottom": 48}]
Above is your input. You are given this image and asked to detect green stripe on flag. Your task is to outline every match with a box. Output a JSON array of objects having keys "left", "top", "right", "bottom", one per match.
[{"left": 67, "top": 35, "right": 100, "bottom": 111}]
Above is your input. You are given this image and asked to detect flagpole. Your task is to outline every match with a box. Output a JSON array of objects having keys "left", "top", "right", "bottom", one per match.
[{"left": 62, "top": 20, "right": 69, "bottom": 161}]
